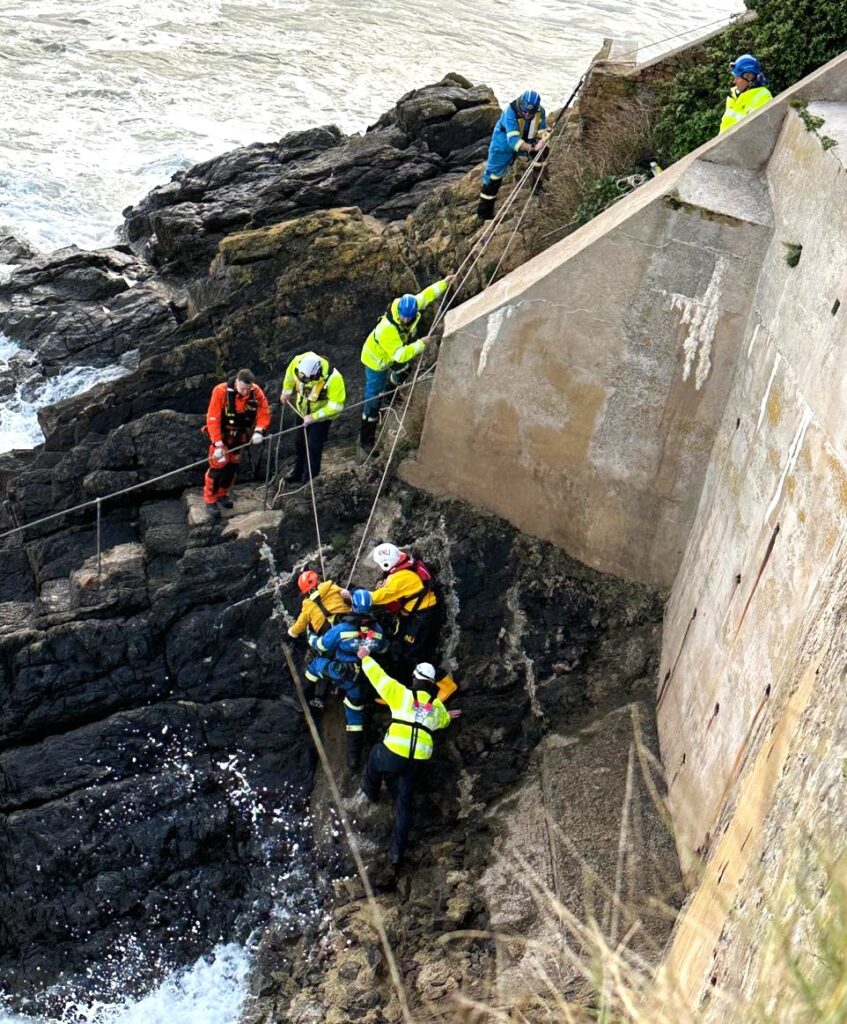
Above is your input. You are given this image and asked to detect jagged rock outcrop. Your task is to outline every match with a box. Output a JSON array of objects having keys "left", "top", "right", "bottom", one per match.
[
  {"left": 0, "top": 75, "right": 504, "bottom": 1009},
  {"left": 0, "top": 235, "right": 39, "bottom": 266},
  {"left": 123, "top": 73, "right": 499, "bottom": 274},
  {"left": 0, "top": 450, "right": 675, "bottom": 1014},
  {"left": 0, "top": 72, "right": 682, "bottom": 1019},
  {"left": 0, "top": 245, "right": 180, "bottom": 370}
]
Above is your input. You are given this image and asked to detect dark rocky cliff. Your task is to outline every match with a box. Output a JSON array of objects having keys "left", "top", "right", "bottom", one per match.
[{"left": 0, "top": 75, "right": 680, "bottom": 1019}]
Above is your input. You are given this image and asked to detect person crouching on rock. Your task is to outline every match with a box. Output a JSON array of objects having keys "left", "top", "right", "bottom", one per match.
[
  {"left": 288, "top": 569, "right": 351, "bottom": 709},
  {"left": 280, "top": 351, "right": 346, "bottom": 485},
  {"left": 478, "top": 89, "right": 548, "bottom": 222},
  {"left": 305, "top": 589, "right": 387, "bottom": 770},
  {"left": 354, "top": 651, "right": 461, "bottom": 870},
  {"left": 203, "top": 368, "right": 270, "bottom": 517},
  {"left": 359, "top": 275, "right": 455, "bottom": 456}
]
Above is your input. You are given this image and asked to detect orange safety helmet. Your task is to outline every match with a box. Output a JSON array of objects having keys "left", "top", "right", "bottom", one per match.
[{"left": 297, "top": 570, "right": 320, "bottom": 593}]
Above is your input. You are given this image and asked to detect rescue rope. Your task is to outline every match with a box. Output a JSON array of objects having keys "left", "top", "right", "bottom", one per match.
[
  {"left": 0, "top": 10, "right": 745, "bottom": 554},
  {"left": 289, "top": 402, "right": 327, "bottom": 578},
  {"left": 281, "top": 644, "right": 414, "bottom": 1024},
  {"left": 0, "top": 377, "right": 439, "bottom": 544},
  {"left": 343, "top": 65, "right": 576, "bottom": 585}
]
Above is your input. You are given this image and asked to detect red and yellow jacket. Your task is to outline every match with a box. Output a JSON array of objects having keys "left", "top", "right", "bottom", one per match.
[{"left": 370, "top": 557, "right": 437, "bottom": 615}]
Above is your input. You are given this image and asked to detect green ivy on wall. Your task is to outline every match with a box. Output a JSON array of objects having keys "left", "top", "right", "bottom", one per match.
[{"left": 654, "top": 0, "right": 847, "bottom": 163}]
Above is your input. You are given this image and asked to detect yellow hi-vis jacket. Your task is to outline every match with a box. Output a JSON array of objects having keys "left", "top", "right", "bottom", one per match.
[
  {"left": 719, "top": 85, "right": 773, "bottom": 134},
  {"left": 287, "top": 581, "right": 350, "bottom": 638},
  {"left": 360, "top": 279, "right": 449, "bottom": 372},
  {"left": 360, "top": 656, "right": 451, "bottom": 759},
  {"left": 370, "top": 567, "right": 437, "bottom": 614},
  {"left": 281, "top": 353, "right": 346, "bottom": 420}
]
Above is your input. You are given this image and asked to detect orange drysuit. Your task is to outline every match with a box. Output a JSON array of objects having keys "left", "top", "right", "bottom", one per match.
[{"left": 203, "top": 379, "right": 270, "bottom": 506}]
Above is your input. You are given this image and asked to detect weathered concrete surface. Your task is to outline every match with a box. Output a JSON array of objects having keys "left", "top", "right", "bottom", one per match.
[
  {"left": 406, "top": 48, "right": 847, "bottom": 1017},
  {"left": 405, "top": 52, "right": 847, "bottom": 594},
  {"left": 404, "top": 146, "right": 771, "bottom": 588},
  {"left": 659, "top": 105, "right": 847, "bottom": 866},
  {"left": 656, "top": 68, "right": 847, "bottom": 1011}
]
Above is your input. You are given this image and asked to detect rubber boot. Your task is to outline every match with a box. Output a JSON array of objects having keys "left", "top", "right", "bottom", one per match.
[
  {"left": 477, "top": 176, "right": 502, "bottom": 222},
  {"left": 346, "top": 731, "right": 364, "bottom": 771},
  {"left": 309, "top": 677, "right": 329, "bottom": 710},
  {"left": 359, "top": 414, "right": 378, "bottom": 456}
]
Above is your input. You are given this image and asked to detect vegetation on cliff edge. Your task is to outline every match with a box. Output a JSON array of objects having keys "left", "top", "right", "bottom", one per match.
[{"left": 654, "top": 0, "right": 847, "bottom": 163}]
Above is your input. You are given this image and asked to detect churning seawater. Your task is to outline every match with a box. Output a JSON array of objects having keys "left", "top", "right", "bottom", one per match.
[
  {"left": 0, "top": 0, "right": 743, "bottom": 1019},
  {"left": 0, "top": 0, "right": 743, "bottom": 252}
]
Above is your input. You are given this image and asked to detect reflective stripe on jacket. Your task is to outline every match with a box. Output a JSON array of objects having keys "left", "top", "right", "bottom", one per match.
[
  {"left": 281, "top": 353, "right": 347, "bottom": 421},
  {"left": 309, "top": 620, "right": 386, "bottom": 661},
  {"left": 360, "top": 656, "right": 451, "bottom": 760},
  {"left": 498, "top": 102, "right": 548, "bottom": 152},
  {"left": 288, "top": 581, "right": 350, "bottom": 638},
  {"left": 370, "top": 567, "right": 436, "bottom": 614},
  {"left": 360, "top": 279, "right": 449, "bottom": 371},
  {"left": 205, "top": 381, "right": 271, "bottom": 445},
  {"left": 719, "top": 86, "right": 773, "bottom": 133}
]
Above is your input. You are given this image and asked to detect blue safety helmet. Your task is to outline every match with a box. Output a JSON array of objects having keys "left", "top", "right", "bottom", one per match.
[
  {"left": 730, "top": 54, "right": 766, "bottom": 85},
  {"left": 351, "top": 589, "right": 373, "bottom": 614},
  {"left": 397, "top": 294, "right": 418, "bottom": 322},
  {"left": 518, "top": 89, "right": 541, "bottom": 116}
]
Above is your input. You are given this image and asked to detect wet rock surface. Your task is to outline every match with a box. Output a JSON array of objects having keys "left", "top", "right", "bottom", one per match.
[
  {"left": 238, "top": 478, "right": 679, "bottom": 1024},
  {"left": 123, "top": 73, "right": 499, "bottom": 274},
  {"left": 0, "top": 444, "right": 674, "bottom": 1015},
  {"left": 0, "top": 73, "right": 681, "bottom": 1019}
]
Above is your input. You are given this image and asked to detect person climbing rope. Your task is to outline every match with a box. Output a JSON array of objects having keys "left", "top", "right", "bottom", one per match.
[
  {"left": 365, "top": 542, "right": 452, "bottom": 688},
  {"left": 354, "top": 652, "right": 460, "bottom": 869},
  {"left": 280, "top": 351, "right": 346, "bottom": 485},
  {"left": 359, "top": 276, "right": 455, "bottom": 455},
  {"left": 203, "top": 368, "right": 270, "bottom": 517},
  {"left": 478, "top": 89, "right": 548, "bottom": 222},
  {"left": 719, "top": 55, "right": 773, "bottom": 134},
  {"left": 305, "top": 589, "right": 387, "bottom": 768}
]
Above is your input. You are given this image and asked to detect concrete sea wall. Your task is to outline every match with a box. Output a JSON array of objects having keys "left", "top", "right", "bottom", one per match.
[{"left": 406, "top": 49, "right": 847, "bottom": 1012}]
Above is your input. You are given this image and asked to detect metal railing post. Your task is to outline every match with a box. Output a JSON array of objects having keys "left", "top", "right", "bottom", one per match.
[{"left": 96, "top": 498, "right": 102, "bottom": 576}]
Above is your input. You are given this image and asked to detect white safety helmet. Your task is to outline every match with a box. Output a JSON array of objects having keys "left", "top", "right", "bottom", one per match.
[
  {"left": 297, "top": 352, "right": 322, "bottom": 380},
  {"left": 372, "top": 542, "right": 401, "bottom": 572},
  {"left": 413, "top": 663, "right": 436, "bottom": 683}
]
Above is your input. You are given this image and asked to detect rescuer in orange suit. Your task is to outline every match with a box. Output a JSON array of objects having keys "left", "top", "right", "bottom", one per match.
[{"left": 203, "top": 368, "right": 271, "bottom": 517}]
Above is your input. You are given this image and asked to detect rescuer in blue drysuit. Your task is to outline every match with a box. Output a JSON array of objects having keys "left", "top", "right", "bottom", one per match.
[
  {"left": 305, "top": 589, "right": 387, "bottom": 769},
  {"left": 477, "top": 89, "right": 548, "bottom": 222}
]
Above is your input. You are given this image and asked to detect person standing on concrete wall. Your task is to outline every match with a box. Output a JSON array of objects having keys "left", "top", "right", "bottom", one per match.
[
  {"left": 719, "top": 55, "right": 773, "bottom": 134},
  {"left": 477, "top": 89, "right": 548, "bottom": 222},
  {"left": 359, "top": 276, "right": 454, "bottom": 455}
]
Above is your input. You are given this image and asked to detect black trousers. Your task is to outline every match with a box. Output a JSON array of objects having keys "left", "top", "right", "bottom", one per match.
[
  {"left": 363, "top": 743, "right": 421, "bottom": 864},
  {"left": 389, "top": 606, "right": 440, "bottom": 683},
  {"left": 292, "top": 419, "right": 330, "bottom": 483}
]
